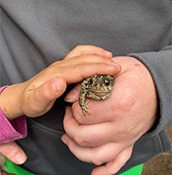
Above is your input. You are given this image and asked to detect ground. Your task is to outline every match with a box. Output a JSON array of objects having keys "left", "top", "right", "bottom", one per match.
[
  {"left": 141, "top": 125, "right": 172, "bottom": 175},
  {"left": 0, "top": 125, "right": 171, "bottom": 175}
]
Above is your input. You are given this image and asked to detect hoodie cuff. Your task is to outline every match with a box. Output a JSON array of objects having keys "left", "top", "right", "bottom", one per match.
[{"left": 0, "top": 86, "right": 27, "bottom": 144}]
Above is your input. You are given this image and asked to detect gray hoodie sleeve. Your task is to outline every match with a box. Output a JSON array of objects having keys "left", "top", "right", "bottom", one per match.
[{"left": 129, "top": 45, "right": 172, "bottom": 137}]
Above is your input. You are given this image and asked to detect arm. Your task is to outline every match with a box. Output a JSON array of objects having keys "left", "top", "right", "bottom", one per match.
[{"left": 129, "top": 45, "right": 172, "bottom": 135}]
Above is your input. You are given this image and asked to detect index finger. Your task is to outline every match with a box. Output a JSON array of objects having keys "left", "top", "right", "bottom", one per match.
[
  {"left": 65, "top": 45, "right": 112, "bottom": 60},
  {"left": 59, "top": 62, "right": 121, "bottom": 84}
]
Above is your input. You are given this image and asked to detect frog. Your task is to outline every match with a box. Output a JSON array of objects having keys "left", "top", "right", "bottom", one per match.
[{"left": 79, "top": 74, "right": 114, "bottom": 115}]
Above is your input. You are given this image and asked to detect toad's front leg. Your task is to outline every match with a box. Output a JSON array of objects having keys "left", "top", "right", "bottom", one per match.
[{"left": 79, "top": 89, "right": 91, "bottom": 115}]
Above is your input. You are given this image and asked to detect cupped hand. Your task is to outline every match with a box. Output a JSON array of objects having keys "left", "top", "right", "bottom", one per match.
[{"left": 62, "top": 56, "right": 158, "bottom": 175}]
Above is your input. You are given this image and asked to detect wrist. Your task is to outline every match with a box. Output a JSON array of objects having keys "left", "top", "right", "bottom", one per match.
[{"left": 0, "top": 84, "right": 24, "bottom": 121}]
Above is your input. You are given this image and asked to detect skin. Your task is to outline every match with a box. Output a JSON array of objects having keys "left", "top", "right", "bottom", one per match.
[
  {"left": 0, "top": 46, "right": 157, "bottom": 175},
  {"left": 63, "top": 56, "right": 158, "bottom": 175},
  {"left": 0, "top": 46, "right": 121, "bottom": 174}
]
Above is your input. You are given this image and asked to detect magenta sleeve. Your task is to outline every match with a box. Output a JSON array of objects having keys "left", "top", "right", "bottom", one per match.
[{"left": 0, "top": 86, "right": 27, "bottom": 144}]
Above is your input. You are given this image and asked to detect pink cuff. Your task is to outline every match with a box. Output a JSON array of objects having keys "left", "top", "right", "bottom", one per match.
[{"left": 0, "top": 86, "right": 27, "bottom": 144}]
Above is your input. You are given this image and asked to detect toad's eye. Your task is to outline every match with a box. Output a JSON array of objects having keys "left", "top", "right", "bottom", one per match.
[
  {"left": 104, "top": 79, "right": 110, "bottom": 86},
  {"left": 89, "top": 79, "right": 93, "bottom": 85}
]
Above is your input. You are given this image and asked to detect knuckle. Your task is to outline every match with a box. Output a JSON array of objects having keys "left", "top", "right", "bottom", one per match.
[
  {"left": 74, "top": 45, "right": 83, "bottom": 51},
  {"left": 74, "top": 135, "right": 87, "bottom": 147},
  {"left": 115, "top": 99, "right": 132, "bottom": 113},
  {"left": 4, "top": 143, "right": 19, "bottom": 157},
  {"left": 73, "top": 64, "right": 83, "bottom": 72},
  {"left": 38, "top": 86, "right": 50, "bottom": 101},
  {"left": 114, "top": 125, "right": 133, "bottom": 140},
  {"left": 44, "top": 65, "right": 55, "bottom": 74},
  {"left": 73, "top": 109, "right": 83, "bottom": 124},
  {"left": 44, "top": 63, "right": 61, "bottom": 76},
  {"left": 92, "top": 159, "right": 102, "bottom": 166},
  {"left": 74, "top": 137, "right": 85, "bottom": 147},
  {"left": 91, "top": 144, "right": 118, "bottom": 166},
  {"left": 27, "top": 99, "right": 41, "bottom": 113},
  {"left": 92, "top": 155, "right": 104, "bottom": 166},
  {"left": 92, "top": 161, "right": 102, "bottom": 166},
  {"left": 91, "top": 149, "right": 107, "bottom": 166},
  {"left": 114, "top": 90, "right": 135, "bottom": 114}
]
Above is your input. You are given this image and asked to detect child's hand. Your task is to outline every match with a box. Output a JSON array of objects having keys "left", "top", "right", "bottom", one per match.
[{"left": 0, "top": 45, "right": 120, "bottom": 121}]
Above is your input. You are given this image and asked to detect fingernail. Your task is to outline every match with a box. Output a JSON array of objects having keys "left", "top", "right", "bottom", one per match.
[
  {"left": 104, "top": 50, "right": 112, "bottom": 57},
  {"left": 15, "top": 152, "right": 27, "bottom": 164},
  {"left": 52, "top": 77, "right": 63, "bottom": 92},
  {"left": 61, "top": 136, "right": 67, "bottom": 145},
  {"left": 64, "top": 90, "right": 77, "bottom": 102}
]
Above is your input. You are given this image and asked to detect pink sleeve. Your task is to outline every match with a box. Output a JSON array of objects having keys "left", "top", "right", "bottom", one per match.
[{"left": 0, "top": 86, "right": 27, "bottom": 144}]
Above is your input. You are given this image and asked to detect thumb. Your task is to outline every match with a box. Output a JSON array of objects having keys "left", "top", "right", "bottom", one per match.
[
  {"left": 0, "top": 142, "right": 27, "bottom": 165},
  {"left": 64, "top": 83, "right": 81, "bottom": 103},
  {"left": 38, "top": 77, "right": 67, "bottom": 100},
  {"left": 26, "top": 77, "right": 66, "bottom": 117}
]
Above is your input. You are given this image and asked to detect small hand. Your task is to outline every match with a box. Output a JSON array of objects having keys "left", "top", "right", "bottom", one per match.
[
  {"left": 63, "top": 56, "right": 158, "bottom": 175},
  {"left": 0, "top": 45, "right": 120, "bottom": 121}
]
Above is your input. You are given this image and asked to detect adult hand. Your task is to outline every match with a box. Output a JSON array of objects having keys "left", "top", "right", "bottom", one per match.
[
  {"left": 0, "top": 45, "right": 120, "bottom": 121},
  {"left": 62, "top": 56, "right": 158, "bottom": 175}
]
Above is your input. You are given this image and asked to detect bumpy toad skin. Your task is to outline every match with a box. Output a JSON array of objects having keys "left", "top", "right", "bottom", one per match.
[{"left": 79, "top": 74, "right": 114, "bottom": 115}]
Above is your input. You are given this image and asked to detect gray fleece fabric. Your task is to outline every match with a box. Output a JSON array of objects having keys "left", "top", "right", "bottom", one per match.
[{"left": 1, "top": 0, "right": 171, "bottom": 174}]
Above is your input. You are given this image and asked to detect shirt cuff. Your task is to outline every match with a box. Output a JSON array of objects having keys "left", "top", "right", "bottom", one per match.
[{"left": 0, "top": 86, "right": 27, "bottom": 144}]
